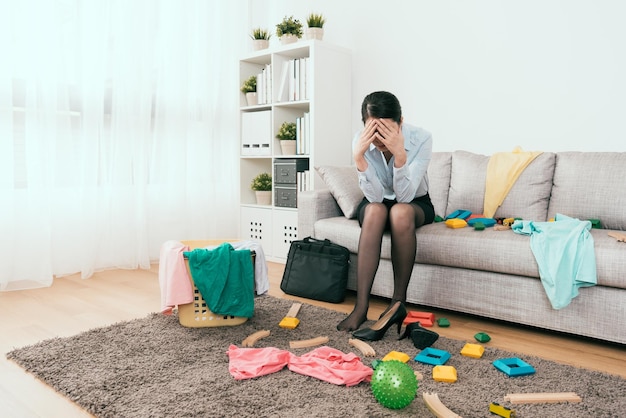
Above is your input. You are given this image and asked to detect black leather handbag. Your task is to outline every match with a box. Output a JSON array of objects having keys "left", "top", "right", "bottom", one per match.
[{"left": 280, "top": 236, "right": 350, "bottom": 303}]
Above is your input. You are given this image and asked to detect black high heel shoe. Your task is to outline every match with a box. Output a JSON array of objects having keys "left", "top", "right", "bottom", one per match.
[
  {"left": 398, "top": 322, "right": 439, "bottom": 349},
  {"left": 351, "top": 301, "right": 407, "bottom": 342}
]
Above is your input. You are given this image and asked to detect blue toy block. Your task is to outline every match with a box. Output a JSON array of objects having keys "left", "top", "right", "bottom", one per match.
[
  {"left": 492, "top": 357, "right": 536, "bottom": 377},
  {"left": 467, "top": 217, "right": 497, "bottom": 227},
  {"left": 445, "top": 209, "right": 472, "bottom": 220},
  {"left": 414, "top": 347, "right": 451, "bottom": 365}
]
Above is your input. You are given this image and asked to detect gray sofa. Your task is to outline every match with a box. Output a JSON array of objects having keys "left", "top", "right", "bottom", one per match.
[{"left": 299, "top": 151, "right": 626, "bottom": 345}]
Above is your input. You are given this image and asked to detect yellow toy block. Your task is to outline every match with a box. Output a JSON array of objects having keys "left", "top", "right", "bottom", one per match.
[
  {"left": 382, "top": 351, "right": 411, "bottom": 363},
  {"left": 279, "top": 303, "right": 302, "bottom": 329},
  {"left": 460, "top": 343, "right": 485, "bottom": 358},
  {"left": 278, "top": 317, "right": 300, "bottom": 329},
  {"left": 433, "top": 365, "right": 457, "bottom": 383},
  {"left": 445, "top": 218, "right": 467, "bottom": 229}
]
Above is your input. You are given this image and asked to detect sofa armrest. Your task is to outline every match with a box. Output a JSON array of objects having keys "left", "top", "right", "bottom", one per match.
[{"left": 298, "top": 189, "right": 343, "bottom": 239}]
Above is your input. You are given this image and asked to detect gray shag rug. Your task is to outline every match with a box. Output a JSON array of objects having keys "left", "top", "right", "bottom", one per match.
[{"left": 6, "top": 295, "right": 625, "bottom": 417}]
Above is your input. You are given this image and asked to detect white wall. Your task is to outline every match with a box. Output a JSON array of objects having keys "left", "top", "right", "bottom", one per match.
[{"left": 247, "top": 1, "right": 626, "bottom": 153}]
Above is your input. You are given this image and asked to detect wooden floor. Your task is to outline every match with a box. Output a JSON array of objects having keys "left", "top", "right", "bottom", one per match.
[{"left": 1, "top": 262, "right": 624, "bottom": 417}]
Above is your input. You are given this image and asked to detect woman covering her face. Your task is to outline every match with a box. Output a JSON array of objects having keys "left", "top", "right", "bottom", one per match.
[{"left": 338, "top": 91, "right": 435, "bottom": 341}]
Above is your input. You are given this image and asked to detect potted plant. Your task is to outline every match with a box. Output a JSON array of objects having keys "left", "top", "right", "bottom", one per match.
[
  {"left": 241, "top": 75, "right": 258, "bottom": 106},
  {"left": 250, "top": 28, "right": 271, "bottom": 51},
  {"left": 251, "top": 172, "right": 272, "bottom": 205},
  {"left": 276, "top": 121, "right": 297, "bottom": 155},
  {"left": 275, "top": 15, "right": 303, "bottom": 45},
  {"left": 305, "top": 13, "right": 325, "bottom": 40}
]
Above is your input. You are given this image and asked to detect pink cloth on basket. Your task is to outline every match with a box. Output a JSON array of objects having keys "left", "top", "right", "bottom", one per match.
[
  {"left": 226, "top": 345, "right": 372, "bottom": 386},
  {"left": 158, "top": 240, "right": 193, "bottom": 314}
]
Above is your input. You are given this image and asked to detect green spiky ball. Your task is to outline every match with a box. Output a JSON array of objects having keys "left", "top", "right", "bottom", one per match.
[{"left": 370, "top": 360, "right": 418, "bottom": 409}]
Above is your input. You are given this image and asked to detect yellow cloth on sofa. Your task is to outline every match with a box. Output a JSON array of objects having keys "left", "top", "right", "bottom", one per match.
[{"left": 483, "top": 147, "right": 543, "bottom": 218}]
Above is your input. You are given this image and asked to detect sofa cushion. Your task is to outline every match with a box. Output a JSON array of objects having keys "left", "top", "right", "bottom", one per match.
[
  {"left": 315, "top": 165, "right": 364, "bottom": 219},
  {"left": 427, "top": 152, "right": 452, "bottom": 218},
  {"left": 548, "top": 152, "right": 626, "bottom": 230},
  {"left": 445, "top": 151, "right": 488, "bottom": 217},
  {"left": 445, "top": 151, "right": 555, "bottom": 221}
]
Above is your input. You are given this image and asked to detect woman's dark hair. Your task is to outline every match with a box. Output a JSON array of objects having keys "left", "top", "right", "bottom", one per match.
[{"left": 361, "top": 91, "right": 402, "bottom": 124}]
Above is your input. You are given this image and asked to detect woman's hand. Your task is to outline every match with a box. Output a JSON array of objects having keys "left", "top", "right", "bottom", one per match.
[
  {"left": 353, "top": 119, "right": 377, "bottom": 171},
  {"left": 376, "top": 119, "right": 407, "bottom": 167}
]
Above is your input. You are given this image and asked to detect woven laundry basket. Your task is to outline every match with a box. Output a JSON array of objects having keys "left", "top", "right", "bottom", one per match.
[{"left": 178, "top": 240, "right": 255, "bottom": 328}]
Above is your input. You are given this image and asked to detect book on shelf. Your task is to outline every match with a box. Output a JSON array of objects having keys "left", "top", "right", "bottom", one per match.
[
  {"left": 277, "top": 61, "right": 289, "bottom": 102},
  {"left": 295, "top": 112, "right": 310, "bottom": 155}
]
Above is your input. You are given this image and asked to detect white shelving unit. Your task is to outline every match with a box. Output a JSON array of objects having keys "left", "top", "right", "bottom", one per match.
[{"left": 239, "top": 40, "right": 352, "bottom": 262}]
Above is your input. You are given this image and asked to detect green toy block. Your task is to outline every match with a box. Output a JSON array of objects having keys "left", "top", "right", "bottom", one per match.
[
  {"left": 589, "top": 219, "right": 601, "bottom": 229},
  {"left": 434, "top": 215, "right": 444, "bottom": 223},
  {"left": 437, "top": 318, "right": 450, "bottom": 327},
  {"left": 474, "top": 332, "right": 491, "bottom": 343},
  {"left": 474, "top": 222, "right": 485, "bottom": 230}
]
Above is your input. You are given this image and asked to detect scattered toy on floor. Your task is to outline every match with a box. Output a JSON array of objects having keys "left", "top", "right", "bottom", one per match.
[
  {"left": 279, "top": 302, "right": 302, "bottom": 329},
  {"left": 348, "top": 338, "right": 376, "bottom": 357},
  {"left": 489, "top": 402, "right": 515, "bottom": 417},
  {"left": 474, "top": 332, "right": 491, "bottom": 343},
  {"left": 415, "top": 347, "right": 451, "bottom": 366},
  {"left": 504, "top": 392, "right": 581, "bottom": 404},
  {"left": 493, "top": 357, "right": 535, "bottom": 377},
  {"left": 404, "top": 311, "right": 434, "bottom": 327},
  {"left": 460, "top": 342, "right": 485, "bottom": 359},
  {"left": 370, "top": 360, "right": 418, "bottom": 409},
  {"left": 289, "top": 336, "right": 329, "bottom": 349},
  {"left": 241, "top": 330, "right": 270, "bottom": 347},
  {"left": 432, "top": 365, "right": 457, "bottom": 383},
  {"left": 422, "top": 392, "right": 463, "bottom": 418}
]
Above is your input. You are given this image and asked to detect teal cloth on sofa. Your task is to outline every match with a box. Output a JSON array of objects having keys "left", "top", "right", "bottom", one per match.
[
  {"left": 184, "top": 243, "right": 254, "bottom": 318},
  {"left": 512, "top": 214, "right": 597, "bottom": 309}
]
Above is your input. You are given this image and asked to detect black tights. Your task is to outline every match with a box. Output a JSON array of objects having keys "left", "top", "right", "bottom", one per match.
[{"left": 337, "top": 200, "right": 427, "bottom": 331}]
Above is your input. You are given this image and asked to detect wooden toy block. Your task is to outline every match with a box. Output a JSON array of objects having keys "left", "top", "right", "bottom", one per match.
[
  {"left": 382, "top": 350, "right": 411, "bottom": 363},
  {"left": 608, "top": 231, "right": 626, "bottom": 242},
  {"left": 423, "top": 392, "right": 463, "bottom": 418},
  {"left": 404, "top": 311, "right": 435, "bottom": 326},
  {"left": 436, "top": 318, "right": 450, "bottom": 327},
  {"left": 493, "top": 357, "right": 535, "bottom": 377},
  {"left": 279, "top": 303, "right": 302, "bottom": 329},
  {"left": 445, "top": 218, "right": 467, "bottom": 229},
  {"left": 241, "top": 330, "right": 270, "bottom": 347},
  {"left": 460, "top": 343, "right": 484, "bottom": 358},
  {"left": 588, "top": 219, "right": 601, "bottom": 229},
  {"left": 415, "top": 347, "right": 451, "bottom": 365},
  {"left": 289, "top": 336, "right": 329, "bottom": 349},
  {"left": 467, "top": 217, "right": 497, "bottom": 227},
  {"left": 433, "top": 365, "right": 457, "bottom": 383},
  {"left": 445, "top": 209, "right": 472, "bottom": 220},
  {"left": 503, "top": 217, "right": 516, "bottom": 227},
  {"left": 348, "top": 338, "right": 376, "bottom": 357},
  {"left": 474, "top": 332, "right": 491, "bottom": 342},
  {"left": 504, "top": 392, "right": 581, "bottom": 404},
  {"left": 489, "top": 402, "right": 515, "bottom": 417}
]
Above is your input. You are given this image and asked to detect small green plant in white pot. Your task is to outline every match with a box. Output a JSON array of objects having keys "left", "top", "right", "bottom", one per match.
[
  {"left": 251, "top": 172, "right": 272, "bottom": 205},
  {"left": 306, "top": 13, "right": 325, "bottom": 40},
  {"left": 241, "top": 75, "right": 258, "bottom": 106},
  {"left": 276, "top": 15, "right": 303, "bottom": 45},
  {"left": 250, "top": 28, "right": 271, "bottom": 51},
  {"left": 276, "top": 121, "right": 297, "bottom": 155}
]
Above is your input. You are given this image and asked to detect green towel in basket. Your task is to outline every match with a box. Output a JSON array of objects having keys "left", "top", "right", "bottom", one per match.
[{"left": 184, "top": 243, "right": 254, "bottom": 318}]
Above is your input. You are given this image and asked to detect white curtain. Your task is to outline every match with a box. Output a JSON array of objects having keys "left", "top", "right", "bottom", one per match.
[{"left": 0, "top": 0, "right": 245, "bottom": 290}]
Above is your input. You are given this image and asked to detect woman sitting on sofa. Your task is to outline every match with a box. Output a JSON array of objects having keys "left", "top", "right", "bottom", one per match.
[{"left": 337, "top": 91, "right": 435, "bottom": 341}]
